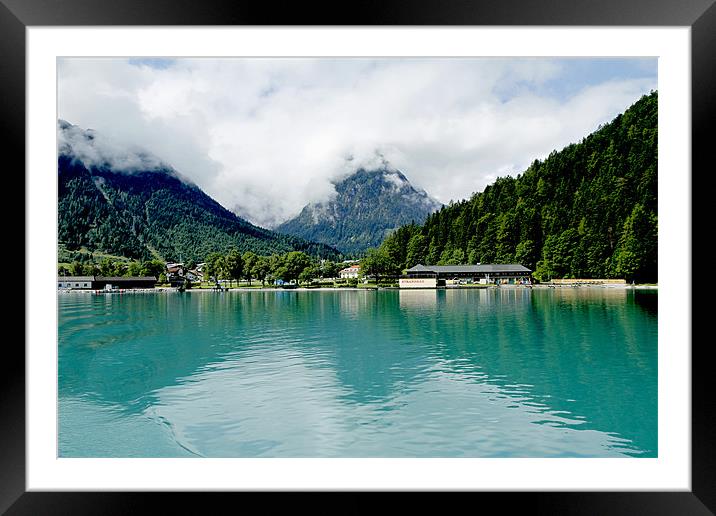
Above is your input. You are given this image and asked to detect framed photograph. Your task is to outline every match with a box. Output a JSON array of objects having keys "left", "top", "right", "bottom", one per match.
[{"left": 7, "top": 0, "right": 713, "bottom": 513}]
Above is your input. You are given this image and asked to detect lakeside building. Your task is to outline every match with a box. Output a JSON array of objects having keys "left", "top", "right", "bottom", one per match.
[
  {"left": 400, "top": 264, "right": 532, "bottom": 288},
  {"left": 165, "top": 263, "right": 203, "bottom": 285},
  {"left": 339, "top": 265, "right": 361, "bottom": 279},
  {"left": 166, "top": 265, "right": 183, "bottom": 275},
  {"left": 57, "top": 276, "right": 94, "bottom": 289},
  {"left": 58, "top": 276, "right": 157, "bottom": 290}
]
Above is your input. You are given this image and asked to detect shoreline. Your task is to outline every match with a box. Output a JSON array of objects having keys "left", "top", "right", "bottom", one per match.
[{"left": 58, "top": 284, "right": 658, "bottom": 294}]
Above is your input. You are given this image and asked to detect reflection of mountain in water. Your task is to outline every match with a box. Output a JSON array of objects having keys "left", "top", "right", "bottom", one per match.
[{"left": 59, "top": 288, "right": 657, "bottom": 457}]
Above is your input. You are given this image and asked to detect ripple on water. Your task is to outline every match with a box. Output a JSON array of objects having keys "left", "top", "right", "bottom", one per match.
[{"left": 58, "top": 289, "right": 657, "bottom": 457}]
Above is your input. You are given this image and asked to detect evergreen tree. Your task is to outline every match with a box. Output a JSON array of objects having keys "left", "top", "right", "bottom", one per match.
[
  {"left": 613, "top": 204, "right": 658, "bottom": 282},
  {"left": 405, "top": 233, "right": 428, "bottom": 268}
]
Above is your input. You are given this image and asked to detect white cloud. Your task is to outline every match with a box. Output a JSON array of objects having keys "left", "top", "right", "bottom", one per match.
[
  {"left": 58, "top": 120, "right": 166, "bottom": 172},
  {"left": 58, "top": 58, "right": 657, "bottom": 228}
]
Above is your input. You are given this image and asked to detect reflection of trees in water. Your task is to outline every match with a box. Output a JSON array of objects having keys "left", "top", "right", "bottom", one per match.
[
  {"left": 59, "top": 289, "right": 657, "bottom": 454},
  {"left": 633, "top": 290, "right": 657, "bottom": 316},
  {"left": 393, "top": 288, "right": 657, "bottom": 454}
]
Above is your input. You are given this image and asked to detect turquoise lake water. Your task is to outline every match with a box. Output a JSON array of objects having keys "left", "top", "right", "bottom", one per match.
[{"left": 58, "top": 288, "right": 657, "bottom": 458}]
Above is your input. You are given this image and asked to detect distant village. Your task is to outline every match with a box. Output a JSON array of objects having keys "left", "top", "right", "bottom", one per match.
[{"left": 57, "top": 257, "right": 544, "bottom": 292}]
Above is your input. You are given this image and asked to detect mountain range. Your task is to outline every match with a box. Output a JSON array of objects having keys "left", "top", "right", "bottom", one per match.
[{"left": 57, "top": 120, "right": 341, "bottom": 263}]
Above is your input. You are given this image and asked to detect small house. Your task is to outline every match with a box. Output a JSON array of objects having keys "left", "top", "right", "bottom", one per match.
[{"left": 339, "top": 265, "right": 361, "bottom": 279}]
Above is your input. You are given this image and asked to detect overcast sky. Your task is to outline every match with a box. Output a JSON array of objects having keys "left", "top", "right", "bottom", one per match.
[{"left": 58, "top": 57, "right": 657, "bottom": 228}]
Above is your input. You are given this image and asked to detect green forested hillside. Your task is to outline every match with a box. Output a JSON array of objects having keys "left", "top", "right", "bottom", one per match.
[
  {"left": 372, "top": 91, "right": 658, "bottom": 283},
  {"left": 58, "top": 125, "right": 341, "bottom": 263}
]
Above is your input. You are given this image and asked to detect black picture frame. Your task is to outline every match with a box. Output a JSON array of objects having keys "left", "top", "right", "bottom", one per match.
[{"left": 5, "top": 0, "right": 713, "bottom": 513}]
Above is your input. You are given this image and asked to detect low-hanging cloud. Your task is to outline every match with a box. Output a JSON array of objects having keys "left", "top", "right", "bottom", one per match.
[
  {"left": 58, "top": 57, "right": 657, "bottom": 228},
  {"left": 58, "top": 119, "right": 167, "bottom": 172}
]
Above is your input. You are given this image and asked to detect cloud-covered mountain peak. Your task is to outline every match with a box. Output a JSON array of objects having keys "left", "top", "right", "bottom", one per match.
[
  {"left": 276, "top": 166, "right": 442, "bottom": 254},
  {"left": 58, "top": 119, "right": 176, "bottom": 176}
]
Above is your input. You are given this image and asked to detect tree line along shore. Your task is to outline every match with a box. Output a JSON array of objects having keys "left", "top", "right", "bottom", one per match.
[
  {"left": 58, "top": 248, "right": 656, "bottom": 291},
  {"left": 59, "top": 250, "right": 381, "bottom": 289}
]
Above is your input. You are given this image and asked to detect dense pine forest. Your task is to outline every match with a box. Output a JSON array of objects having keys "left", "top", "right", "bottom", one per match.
[
  {"left": 58, "top": 156, "right": 341, "bottom": 263},
  {"left": 369, "top": 91, "right": 658, "bottom": 283}
]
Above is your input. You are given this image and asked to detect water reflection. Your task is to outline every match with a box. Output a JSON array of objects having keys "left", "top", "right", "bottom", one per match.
[
  {"left": 59, "top": 288, "right": 657, "bottom": 457},
  {"left": 398, "top": 289, "right": 438, "bottom": 310},
  {"left": 633, "top": 290, "right": 658, "bottom": 316}
]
